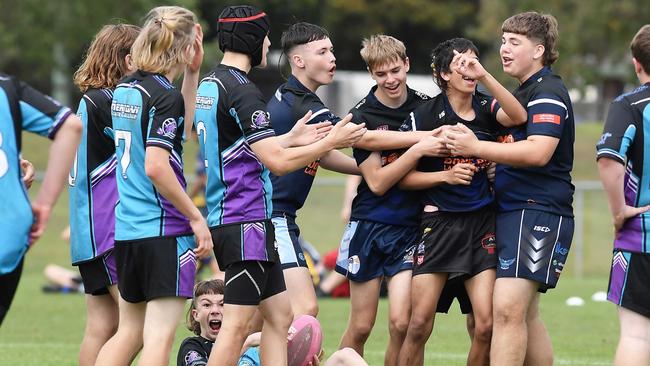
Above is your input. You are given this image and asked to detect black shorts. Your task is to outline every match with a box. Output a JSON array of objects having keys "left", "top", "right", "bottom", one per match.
[
  {"left": 223, "top": 260, "right": 286, "bottom": 305},
  {"left": 608, "top": 250, "right": 650, "bottom": 317},
  {"left": 211, "top": 220, "right": 279, "bottom": 269},
  {"left": 114, "top": 235, "right": 196, "bottom": 303},
  {"left": 0, "top": 258, "right": 23, "bottom": 325},
  {"left": 78, "top": 250, "right": 118, "bottom": 296},
  {"left": 436, "top": 277, "right": 473, "bottom": 314},
  {"left": 413, "top": 208, "right": 497, "bottom": 277}
]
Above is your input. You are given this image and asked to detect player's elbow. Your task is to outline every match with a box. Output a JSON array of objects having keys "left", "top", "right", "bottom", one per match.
[
  {"left": 265, "top": 160, "right": 293, "bottom": 176},
  {"left": 144, "top": 157, "right": 166, "bottom": 181},
  {"left": 527, "top": 153, "right": 552, "bottom": 167},
  {"left": 366, "top": 179, "right": 388, "bottom": 196}
]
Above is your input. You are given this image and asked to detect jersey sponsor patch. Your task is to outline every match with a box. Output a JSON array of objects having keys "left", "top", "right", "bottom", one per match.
[
  {"left": 157, "top": 118, "right": 177, "bottom": 139},
  {"left": 251, "top": 110, "right": 270, "bottom": 129},
  {"left": 185, "top": 350, "right": 204, "bottom": 365},
  {"left": 532, "top": 113, "right": 561, "bottom": 125}
]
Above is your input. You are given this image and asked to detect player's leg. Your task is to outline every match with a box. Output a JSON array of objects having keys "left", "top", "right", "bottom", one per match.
[
  {"left": 614, "top": 306, "right": 650, "bottom": 365},
  {"left": 339, "top": 278, "right": 382, "bottom": 355},
  {"left": 138, "top": 297, "right": 186, "bottom": 365},
  {"left": 273, "top": 216, "right": 318, "bottom": 317},
  {"left": 0, "top": 258, "right": 23, "bottom": 325},
  {"left": 522, "top": 293, "right": 553, "bottom": 366},
  {"left": 258, "top": 286, "right": 293, "bottom": 364},
  {"left": 79, "top": 290, "right": 119, "bottom": 366},
  {"left": 464, "top": 269, "right": 495, "bottom": 366},
  {"left": 95, "top": 297, "right": 146, "bottom": 366},
  {"left": 385, "top": 270, "right": 412, "bottom": 366},
  {"left": 490, "top": 277, "right": 537, "bottom": 366},
  {"left": 398, "top": 273, "right": 447, "bottom": 366}
]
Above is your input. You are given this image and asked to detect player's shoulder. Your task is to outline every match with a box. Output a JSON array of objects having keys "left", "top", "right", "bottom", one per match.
[
  {"left": 531, "top": 72, "right": 570, "bottom": 100},
  {"left": 83, "top": 88, "right": 113, "bottom": 110},
  {"left": 613, "top": 83, "right": 650, "bottom": 106}
]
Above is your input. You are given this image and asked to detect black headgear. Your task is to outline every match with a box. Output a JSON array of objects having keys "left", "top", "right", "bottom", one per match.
[{"left": 217, "top": 5, "right": 270, "bottom": 67}]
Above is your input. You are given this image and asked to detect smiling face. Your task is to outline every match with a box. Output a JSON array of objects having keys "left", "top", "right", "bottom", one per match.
[
  {"left": 370, "top": 57, "right": 410, "bottom": 106},
  {"left": 292, "top": 37, "right": 336, "bottom": 90},
  {"left": 192, "top": 292, "right": 224, "bottom": 341},
  {"left": 500, "top": 32, "right": 544, "bottom": 83},
  {"left": 442, "top": 49, "right": 478, "bottom": 95}
]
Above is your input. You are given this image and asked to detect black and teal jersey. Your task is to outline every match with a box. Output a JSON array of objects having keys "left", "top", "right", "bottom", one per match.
[
  {"left": 350, "top": 86, "right": 429, "bottom": 226},
  {"left": 69, "top": 88, "right": 118, "bottom": 265},
  {"left": 194, "top": 65, "right": 276, "bottom": 228},
  {"left": 266, "top": 75, "right": 340, "bottom": 218},
  {"left": 111, "top": 70, "right": 191, "bottom": 241},
  {"left": 0, "top": 73, "right": 72, "bottom": 274},
  {"left": 494, "top": 67, "right": 575, "bottom": 217},
  {"left": 404, "top": 92, "right": 500, "bottom": 212}
]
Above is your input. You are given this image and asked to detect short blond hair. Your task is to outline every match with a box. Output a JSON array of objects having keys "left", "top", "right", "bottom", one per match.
[
  {"left": 360, "top": 35, "right": 407, "bottom": 72},
  {"left": 131, "top": 6, "right": 197, "bottom": 75}
]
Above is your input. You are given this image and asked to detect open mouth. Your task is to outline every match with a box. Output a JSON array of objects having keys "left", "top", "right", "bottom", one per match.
[
  {"left": 502, "top": 57, "right": 513, "bottom": 66},
  {"left": 462, "top": 76, "right": 475, "bottom": 83},
  {"left": 209, "top": 319, "right": 222, "bottom": 332}
]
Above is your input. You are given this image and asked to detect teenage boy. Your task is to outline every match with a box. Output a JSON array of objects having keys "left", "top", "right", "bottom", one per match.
[
  {"left": 196, "top": 6, "right": 366, "bottom": 366},
  {"left": 446, "top": 12, "right": 575, "bottom": 366},
  {"left": 597, "top": 24, "right": 650, "bottom": 366}
]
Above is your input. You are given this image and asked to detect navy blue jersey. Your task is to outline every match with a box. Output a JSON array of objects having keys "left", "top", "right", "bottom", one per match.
[
  {"left": 0, "top": 73, "right": 72, "bottom": 274},
  {"left": 267, "top": 75, "right": 341, "bottom": 218},
  {"left": 350, "top": 86, "right": 429, "bottom": 226},
  {"left": 494, "top": 67, "right": 575, "bottom": 217},
  {"left": 403, "top": 92, "right": 500, "bottom": 212},
  {"left": 69, "top": 88, "right": 118, "bottom": 264},
  {"left": 194, "top": 65, "right": 276, "bottom": 228},
  {"left": 111, "top": 70, "right": 191, "bottom": 241},
  {"left": 596, "top": 82, "right": 650, "bottom": 253}
]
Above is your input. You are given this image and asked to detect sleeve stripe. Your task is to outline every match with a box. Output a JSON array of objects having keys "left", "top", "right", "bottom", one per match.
[
  {"left": 409, "top": 112, "right": 417, "bottom": 131},
  {"left": 247, "top": 129, "right": 275, "bottom": 144},
  {"left": 83, "top": 94, "right": 98, "bottom": 108},
  {"left": 527, "top": 98, "right": 567, "bottom": 111},
  {"left": 631, "top": 96, "right": 650, "bottom": 106},
  {"left": 596, "top": 150, "right": 626, "bottom": 162},
  {"left": 48, "top": 107, "right": 73, "bottom": 139},
  {"left": 147, "top": 138, "right": 173, "bottom": 149},
  {"left": 308, "top": 108, "right": 331, "bottom": 122}
]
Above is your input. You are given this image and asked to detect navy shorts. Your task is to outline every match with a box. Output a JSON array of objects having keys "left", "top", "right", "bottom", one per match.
[
  {"left": 335, "top": 220, "right": 417, "bottom": 282},
  {"left": 496, "top": 210, "right": 574, "bottom": 292},
  {"left": 608, "top": 250, "right": 650, "bottom": 318},
  {"left": 114, "top": 235, "right": 196, "bottom": 303},
  {"left": 271, "top": 215, "right": 307, "bottom": 269},
  {"left": 78, "top": 250, "right": 118, "bottom": 296}
]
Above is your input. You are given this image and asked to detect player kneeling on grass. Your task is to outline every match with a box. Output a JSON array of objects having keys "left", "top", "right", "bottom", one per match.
[
  {"left": 196, "top": 5, "right": 365, "bottom": 366},
  {"left": 597, "top": 24, "right": 650, "bottom": 366},
  {"left": 396, "top": 38, "right": 526, "bottom": 366}
]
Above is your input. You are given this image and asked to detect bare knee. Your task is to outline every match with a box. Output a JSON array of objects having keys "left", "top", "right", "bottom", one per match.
[
  {"left": 389, "top": 314, "right": 410, "bottom": 338},
  {"left": 473, "top": 318, "right": 493, "bottom": 344},
  {"left": 349, "top": 320, "right": 375, "bottom": 344},
  {"left": 302, "top": 301, "right": 319, "bottom": 318},
  {"left": 407, "top": 314, "right": 434, "bottom": 343},
  {"left": 494, "top": 303, "right": 526, "bottom": 326},
  {"left": 86, "top": 318, "right": 118, "bottom": 340}
]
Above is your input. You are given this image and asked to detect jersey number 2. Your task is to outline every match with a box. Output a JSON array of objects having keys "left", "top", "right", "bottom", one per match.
[{"left": 115, "top": 130, "right": 132, "bottom": 179}]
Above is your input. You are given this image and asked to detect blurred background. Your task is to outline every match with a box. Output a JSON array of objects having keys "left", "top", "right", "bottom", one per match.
[{"left": 1, "top": 1, "right": 649, "bottom": 364}]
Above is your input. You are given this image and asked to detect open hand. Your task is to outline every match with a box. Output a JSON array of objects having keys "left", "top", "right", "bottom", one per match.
[
  {"left": 326, "top": 113, "right": 367, "bottom": 149},
  {"left": 288, "top": 110, "right": 333, "bottom": 147}
]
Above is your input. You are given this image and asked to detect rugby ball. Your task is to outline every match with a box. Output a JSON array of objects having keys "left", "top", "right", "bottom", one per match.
[{"left": 287, "top": 315, "right": 323, "bottom": 366}]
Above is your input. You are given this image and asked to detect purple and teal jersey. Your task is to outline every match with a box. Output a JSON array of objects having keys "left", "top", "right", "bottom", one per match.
[
  {"left": 195, "top": 65, "right": 275, "bottom": 229},
  {"left": 69, "top": 88, "right": 118, "bottom": 264},
  {"left": 596, "top": 82, "right": 650, "bottom": 253},
  {"left": 350, "top": 86, "right": 429, "bottom": 226},
  {"left": 267, "top": 75, "right": 340, "bottom": 218},
  {"left": 0, "top": 73, "right": 72, "bottom": 274},
  {"left": 111, "top": 70, "right": 191, "bottom": 241},
  {"left": 403, "top": 92, "right": 500, "bottom": 212},
  {"left": 494, "top": 67, "right": 575, "bottom": 217}
]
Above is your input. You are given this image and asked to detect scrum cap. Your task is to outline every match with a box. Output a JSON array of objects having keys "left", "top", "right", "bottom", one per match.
[{"left": 217, "top": 5, "right": 270, "bottom": 67}]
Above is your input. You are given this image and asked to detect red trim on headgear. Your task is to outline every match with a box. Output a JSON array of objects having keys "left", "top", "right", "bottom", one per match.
[{"left": 218, "top": 12, "right": 267, "bottom": 23}]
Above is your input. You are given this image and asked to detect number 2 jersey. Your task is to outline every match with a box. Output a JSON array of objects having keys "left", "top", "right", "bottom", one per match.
[
  {"left": 69, "top": 88, "right": 118, "bottom": 264},
  {"left": 194, "top": 65, "right": 276, "bottom": 229},
  {"left": 403, "top": 92, "right": 500, "bottom": 212},
  {"left": 596, "top": 82, "right": 650, "bottom": 253},
  {"left": 111, "top": 70, "right": 191, "bottom": 241},
  {"left": 0, "top": 73, "right": 72, "bottom": 274}
]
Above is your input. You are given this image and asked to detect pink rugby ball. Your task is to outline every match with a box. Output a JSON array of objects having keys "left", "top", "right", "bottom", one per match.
[{"left": 287, "top": 315, "right": 323, "bottom": 366}]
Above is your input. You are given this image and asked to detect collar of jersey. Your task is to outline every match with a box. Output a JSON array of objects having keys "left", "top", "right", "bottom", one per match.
[{"left": 520, "top": 66, "right": 552, "bottom": 90}]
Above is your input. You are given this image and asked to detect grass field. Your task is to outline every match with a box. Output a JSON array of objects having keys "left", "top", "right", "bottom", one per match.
[{"left": 0, "top": 122, "right": 620, "bottom": 365}]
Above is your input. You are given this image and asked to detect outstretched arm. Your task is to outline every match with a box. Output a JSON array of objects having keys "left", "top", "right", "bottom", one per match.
[{"left": 320, "top": 150, "right": 359, "bottom": 175}]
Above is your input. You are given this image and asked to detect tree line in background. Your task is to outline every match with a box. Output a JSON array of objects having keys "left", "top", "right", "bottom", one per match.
[{"left": 1, "top": 0, "right": 648, "bottom": 117}]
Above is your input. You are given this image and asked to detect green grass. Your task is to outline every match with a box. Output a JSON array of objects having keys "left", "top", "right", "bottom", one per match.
[{"left": 0, "top": 122, "right": 620, "bottom": 364}]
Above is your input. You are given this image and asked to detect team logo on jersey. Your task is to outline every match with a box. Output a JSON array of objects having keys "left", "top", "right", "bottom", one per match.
[
  {"left": 403, "top": 245, "right": 416, "bottom": 264},
  {"left": 157, "top": 118, "right": 177, "bottom": 139},
  {"left": 499, "top": 257, "right": 516, "bottom": 270},
  {"left": 597, "top": 132, "right": 612, "bottom": 146},
  {"left": 251, "top": 110, "right": 270, "bottom": 129},
  {"left": 481, "top": 233, "right": 496, "bottom": 254},
  {"left": 347, "top": 255, "right": 361, "bottom": 275},
  {"left": 438, "top": 111, "right": 446, "bottom": 119},
  {"left": 185, "top": 350, "right": 202, "bottom": 364}
]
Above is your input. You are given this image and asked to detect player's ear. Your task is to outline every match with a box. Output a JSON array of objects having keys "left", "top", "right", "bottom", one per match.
[
  {"left": 533, "top": 44, "right": 545, "bottom": 62},
  {"left": 632, "top": 57, "right": 644, "bottom": 75},
  {"left": 404, "top": 57, "right": 410, "bottom": 73},
  {"left": 441, "top": 70, "right": 452, "bottom": 82},
  {"left": 292, "top": 53, "right": 305, "bottom": 69},
  {"left": 191, "top": 308, "right": 199, "bottom": 321}
]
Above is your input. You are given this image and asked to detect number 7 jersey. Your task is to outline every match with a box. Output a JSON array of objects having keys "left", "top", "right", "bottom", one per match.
[{"left": 111, "top": 70, "right": 191, "bottom": 241}]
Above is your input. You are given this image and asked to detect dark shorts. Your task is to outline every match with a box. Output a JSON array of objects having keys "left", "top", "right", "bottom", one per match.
[
  {"left": 114, "top": 235, "right": 196, "bottom": 303},
  {"left": 78, "top": 250, "right": 118, "bottom": 296},
  {"left": 608, "top": 250, "right": 650, "bottom": 317},
  {"left": 211, "top": 220, "right": 279, "bottom": 270},
  {"left": 413, "top": 208, "right": 497, "bottom": 277},
  {"left": 271, "top": 215, "right": 307, "bottom": 269},
  {"left": 335, "top": 220, "right": 417, "bottom": 282},
  {"left": 496, "top": 209, "right": 574, "bottom": 292},
  {"left": 0, "top": 258, "right": 23, "bottom": 325},
  {"left": 223, "top": 260, "right": 286, "bottom": 305},
  {"left": 437, "top": 277, "right": 473, "bottom": 314}
]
